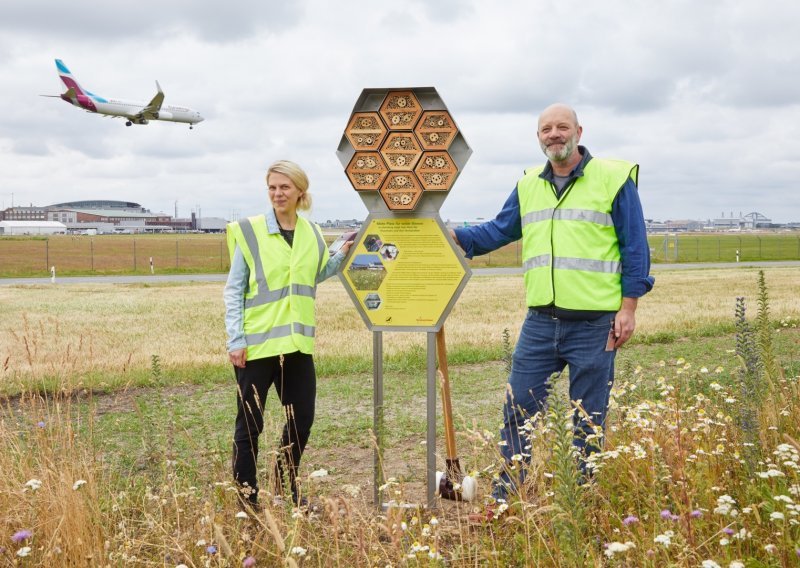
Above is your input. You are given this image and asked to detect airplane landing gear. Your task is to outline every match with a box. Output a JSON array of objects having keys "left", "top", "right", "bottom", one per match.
[
  {"left": 125, "top": 121, "right": 132, "bottom": 127},
  {"left": 189, "top": 124, "right": 194, "bottom": 130}
]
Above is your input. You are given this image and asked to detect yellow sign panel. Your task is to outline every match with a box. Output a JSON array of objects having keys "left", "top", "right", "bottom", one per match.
[{"left": 342, "top": 218, "right": 467, "bottom": 329}]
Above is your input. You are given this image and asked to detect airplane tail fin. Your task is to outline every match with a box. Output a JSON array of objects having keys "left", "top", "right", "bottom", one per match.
[{"left": 55, "top": 59, "right": 88, "bottom": 96}]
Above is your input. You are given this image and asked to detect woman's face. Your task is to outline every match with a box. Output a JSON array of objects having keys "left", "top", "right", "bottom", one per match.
[{"left": 267, "top": 172, "right": 302, "bottom": 216}]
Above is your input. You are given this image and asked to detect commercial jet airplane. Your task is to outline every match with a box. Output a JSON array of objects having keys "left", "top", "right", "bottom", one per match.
[{"left": 44, "top": 59, "right": 204, "bottom": 128}]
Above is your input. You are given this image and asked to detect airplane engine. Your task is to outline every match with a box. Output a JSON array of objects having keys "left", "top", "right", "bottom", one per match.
[{"left": 153, "top": 111, "right": 173, "bottom": 120}]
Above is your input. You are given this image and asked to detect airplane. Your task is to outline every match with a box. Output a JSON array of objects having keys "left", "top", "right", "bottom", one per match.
[{"left": 44, "top": 59, "right": 204, "bottom": 129}]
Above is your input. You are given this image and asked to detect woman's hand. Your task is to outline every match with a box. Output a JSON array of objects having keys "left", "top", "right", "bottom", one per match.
[
  {"left": 229, "top": 348, "right": 247, "bottom": 368},
  {"left": 340, "top": 238, "right": 355, "bottom": 255}
]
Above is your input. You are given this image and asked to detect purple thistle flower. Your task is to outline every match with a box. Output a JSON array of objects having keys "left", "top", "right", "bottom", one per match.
[
  {"left": 622, "top": 515, "right": 639, "bottom": 526},
  {"left": 206, "top": 545, "right": 217, "bottom": 555},
  {"left": 689, "top": 510, "right": 702, "bottom": 518},
  {"left": 36, "top": 421, "right": 46, "bottom": 428},
  {"left": 11, "top": 530, "right": 32, "bottom": 543},
  {"left": 660, "top": 509, "right": 672, "bottom": 519},
  {"left": 722, "top": 527, "right": 735, "bottom": 535},
  {"left": 243, "top": 557, "right": 256, "bottom": 567}
]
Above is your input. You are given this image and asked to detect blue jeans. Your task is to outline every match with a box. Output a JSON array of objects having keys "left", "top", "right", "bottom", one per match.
[{"left": 494, "top": 309, "right": 616, "bottom": 499}]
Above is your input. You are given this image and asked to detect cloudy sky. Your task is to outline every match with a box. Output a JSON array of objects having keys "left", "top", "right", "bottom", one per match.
[{"left": 2, "top": 0, "right": 799, "bottom": 224}]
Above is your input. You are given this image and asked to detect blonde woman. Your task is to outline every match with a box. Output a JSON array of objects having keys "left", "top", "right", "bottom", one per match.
[{"left": 224, "top": 160, "right": 353, "bottom": 508}]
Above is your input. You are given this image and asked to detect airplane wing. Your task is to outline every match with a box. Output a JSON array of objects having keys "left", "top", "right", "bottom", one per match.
[{"left": 135, "top": 80, "right": 165, "bottom": 120}]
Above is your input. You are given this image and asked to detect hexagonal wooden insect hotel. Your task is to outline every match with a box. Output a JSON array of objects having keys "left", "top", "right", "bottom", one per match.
[
  {"left": 414, "top": 151, "right": 458, "bottom": 191},
  {"left": 414, "top": 110, "right": 458, "bottom": 150},
  {"left": 379, "top": 91, "right": 422, "bottom": 131},
  {"left": 379, "top": 172, "right": 424, "bottom": 211},
  {"left": 380, "top": 132, "right": 423, "bottom": 171},
  {"left": 345, "top": 112, "right": 388, "bottom": 151},
  {"left": 346, "top": 152, "right": 389, "bottom": 191}
]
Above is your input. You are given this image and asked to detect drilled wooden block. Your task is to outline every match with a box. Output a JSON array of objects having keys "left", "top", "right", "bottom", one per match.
[
  {"left": 379, "top": 172, "right": 424, "bottom": 210},
  {"left": 414, "top": 110, "right": 458, "bottom": 150},
  {"left": 379, "top": 90, "right": 422, "bottom": 130},
  {"left": 414, "top": 151, "right": 458, "bottom": 191},
  {"left": 380, "top": 132, "right": 423, "bottom": 171},
  {"left": 346, "top": 152, "right": 389, "bottom": 191},
  {"left": 345, "top": 112, "right": 388, "bottom": 151}
]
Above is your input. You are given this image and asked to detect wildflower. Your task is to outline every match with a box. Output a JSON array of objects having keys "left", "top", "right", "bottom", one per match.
[
  {"left": 206, "top": 545, "right": 217, "bottom": 555},
  {"left": 690, "top": 510, "right": 703, "bottom": 518},
  {"left": 24, "top": 479, "right": 42, "bottom": 491},
  {"left": 722, "top": 527, "right": 735, "bottom": 535},
  {"left": 660, "top": 509, "right": 679, "bottom": 521},
  {"left": 36, "top": 421, "right": 46, "bottom": 428},
  {"left": 290, "top": 546, "right": 307, "bottom": 556},
  {"left": 17, "top": 547, "right": 31, "bottom": 557},
  {"left": 764, "top": 544, "right": 777, "bottom": 554},
  {"left": 429, "top": 516, "right": 438, "bottom": 526},
  {"left": 428, "top": 549, "right": 442, "bottom": 560},
  {"left": 243, "top": 557, "right": 256, "bottom": 567},
  {"left": 769, "top": 512, "right": 785, "bottom": 521},
  {"left": 604, "top": 541, "right": 635, "bottom": 558},
  {"left": 701, "top": 561, "right": 721, "bottom": 568},
  {"left": 195, "top": 540, "right": 206, "bottom": 547},
  {"left": 11, "top": 530, "right": 32, "bottom": 543},
  {"left": 774, "top": 495, "right": 793, "bottom": 504},
  {"left": 654, "top": 531, "right": 673, "bottom": 547},
  {"left": 176, "top": 565, "right": 189, "bottom": 568},
  {"left": 309, "top": 469, "right": 328, "bottom": 478},
  {"left": 235, "top": 511, "right": 249, "bottom": 519},
  {"left": 622, "top": 515, "right": 639, "bottom": 525},
  {"left": 729, "top": 562, "right": 745, "bottom": 568},
  {"left": 73, "top": 479, "right": 87, "bottom": 490},
  {"left": 719, "top": 538, "right": 729, "bottom": 546},
  {"left": 756, "top": 469, "right": 785, "bottom": 478}
]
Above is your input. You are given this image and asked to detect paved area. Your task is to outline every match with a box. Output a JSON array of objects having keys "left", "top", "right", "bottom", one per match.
[{"left": 1, "top": 261, "right": 798, "bottom": 286}]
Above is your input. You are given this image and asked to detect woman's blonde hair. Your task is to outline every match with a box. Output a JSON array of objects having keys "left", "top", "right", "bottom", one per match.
[{"left": 266, "top": 160, "right": 312, "bottom": 211}]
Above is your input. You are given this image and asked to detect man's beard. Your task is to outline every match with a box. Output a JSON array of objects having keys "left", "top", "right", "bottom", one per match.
[{"left": 541, "top": 134, "right": 578, "bottom": 162}]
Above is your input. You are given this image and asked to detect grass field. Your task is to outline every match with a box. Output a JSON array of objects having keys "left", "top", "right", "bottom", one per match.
[
  {"left": 1, "top": 231, "right": 799, "bottom": 276},
  {"left": 1, "top": 267, "right": 799, "bottom": 565}
]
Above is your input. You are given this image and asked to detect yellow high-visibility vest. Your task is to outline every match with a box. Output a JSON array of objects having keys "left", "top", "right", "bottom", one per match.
[
  {"left": 518, "top": 158, "right": 638, "bottom": 311},
  {"left": 226, "top": 214, "right": 328, "bottom": 359}
]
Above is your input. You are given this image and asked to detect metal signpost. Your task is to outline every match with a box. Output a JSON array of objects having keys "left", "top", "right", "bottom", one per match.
[{"left": 336, "top": 88, "right": 472, "bottom": 508}]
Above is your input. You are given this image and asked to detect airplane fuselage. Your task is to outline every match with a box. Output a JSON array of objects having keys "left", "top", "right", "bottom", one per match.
[{"left": 60, "top": 93, "right": 203, "bottom": 125}]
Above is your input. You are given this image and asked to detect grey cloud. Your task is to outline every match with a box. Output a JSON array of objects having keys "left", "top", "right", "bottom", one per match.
[{"left": 0, "top": 0, "right": 303, "bottom": 42}]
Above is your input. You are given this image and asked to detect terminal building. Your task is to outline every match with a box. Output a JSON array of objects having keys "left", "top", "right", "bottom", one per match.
[{"left": 0, "top": 200, "right": 226, "bottom": 234}]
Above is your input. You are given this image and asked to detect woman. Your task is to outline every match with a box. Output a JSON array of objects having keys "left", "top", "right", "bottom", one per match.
[{"left": 223, "top": 160, "right": 352, "bottom": 507}]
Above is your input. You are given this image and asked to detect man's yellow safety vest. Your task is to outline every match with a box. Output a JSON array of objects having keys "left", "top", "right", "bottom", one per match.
[
  {"left": 226, "top": 214, "right": 328, "bottom": 359},
  {"left": 518, "top": 158, "right": 638, "bottom": 311}
]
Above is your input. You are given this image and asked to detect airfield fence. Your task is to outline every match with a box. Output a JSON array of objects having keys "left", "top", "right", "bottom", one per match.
[{"left": 0, "top": 233, "right": 799, "bottom": 277}]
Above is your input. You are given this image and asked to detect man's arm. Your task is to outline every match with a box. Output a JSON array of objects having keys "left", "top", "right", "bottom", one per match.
[
  {"left": 611, "top": 178, "right": 654, "bottom": 347},
  {"left": 451, "top": 186, "right": 522, "bottom": 258}
]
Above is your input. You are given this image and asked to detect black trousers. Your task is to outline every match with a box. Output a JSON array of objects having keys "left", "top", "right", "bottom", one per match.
[{"left": 232, "top": 351, "right": 316, "bottom": 503}]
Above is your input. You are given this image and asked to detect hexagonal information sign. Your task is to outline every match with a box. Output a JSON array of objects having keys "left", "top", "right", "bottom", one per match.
[{"left": 341, "top": 215, "right": 469, "bottom": 331}]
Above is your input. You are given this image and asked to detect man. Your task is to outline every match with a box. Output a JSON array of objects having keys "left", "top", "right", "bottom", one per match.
[{"left": 451, "top": 103, "right": 654, "bottom": 510}]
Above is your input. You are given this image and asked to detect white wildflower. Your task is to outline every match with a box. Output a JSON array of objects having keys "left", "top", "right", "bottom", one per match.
[
  {"left": 24, "top": 479, "right": 42, "bottom": 491},
  {"left": 72, "top": 479, "right": 87, "bottom": 490},
  {"left": 290, "top": 546, "right": 307, "bottom": 556}
]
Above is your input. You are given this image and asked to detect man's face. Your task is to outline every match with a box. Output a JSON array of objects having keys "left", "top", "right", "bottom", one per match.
[{"left": 537, "top": 107, "right": 582, "bottom": 163}]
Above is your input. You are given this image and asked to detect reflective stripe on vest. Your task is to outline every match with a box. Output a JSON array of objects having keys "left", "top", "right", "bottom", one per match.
[
  {"left": 226, "top": 214, "right": 328, "bottom": 358},
  {"left": 518, "top": 158, "right": 637, "bottom": 311}
]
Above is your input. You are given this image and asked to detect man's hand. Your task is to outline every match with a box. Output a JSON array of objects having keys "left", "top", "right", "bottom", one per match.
[
  {"left": 229, "top": 348, "right": 247, "bottom": 368},
  {"left": 449, "top": 229, "right": 461, "bottom": 248},
  {"left": 613, "top": 297, "right": 638, "bottom": 348}
]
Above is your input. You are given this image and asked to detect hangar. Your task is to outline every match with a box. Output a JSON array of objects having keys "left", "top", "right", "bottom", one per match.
[{"left": 0, "top": 220, "right": 67, "bottom": 235}]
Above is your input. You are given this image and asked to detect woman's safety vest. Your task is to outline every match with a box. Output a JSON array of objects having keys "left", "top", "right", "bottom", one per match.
[
  {"left": 226, "top": 214, "right": 328, "bottom": 359},
  {"left": 518, "top": 158, "right": 638, "bottom": 311}
]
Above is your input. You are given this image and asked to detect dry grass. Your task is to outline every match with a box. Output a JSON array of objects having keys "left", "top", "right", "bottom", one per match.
[{"left": 1, "top": 267, "right": 798, "bottom": 389}]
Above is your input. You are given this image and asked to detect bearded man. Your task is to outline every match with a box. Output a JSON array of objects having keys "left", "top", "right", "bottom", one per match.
[{"left": 450, "top": 103, "right": 654, "bottom": 518}]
